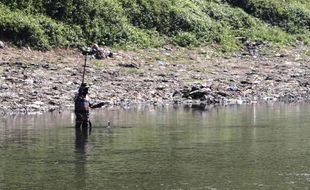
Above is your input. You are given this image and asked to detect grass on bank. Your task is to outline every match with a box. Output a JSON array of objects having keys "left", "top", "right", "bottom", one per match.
[{"left": 0, "top": 0, "right": 309, "bottom": 51}]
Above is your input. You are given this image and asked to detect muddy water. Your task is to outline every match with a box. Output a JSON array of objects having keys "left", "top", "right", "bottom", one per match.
[{"left": 0, "top": 104, "right": 310, "bottom": 190}]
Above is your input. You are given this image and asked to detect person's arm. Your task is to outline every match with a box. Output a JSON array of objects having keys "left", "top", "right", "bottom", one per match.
[{"left": 90, "top": 102, "right": 106, "bottom": 109}]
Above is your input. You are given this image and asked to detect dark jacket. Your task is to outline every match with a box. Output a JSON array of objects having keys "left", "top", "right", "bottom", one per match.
[{"left": 75, "top": 94, "right": 91, "bottom": 113}]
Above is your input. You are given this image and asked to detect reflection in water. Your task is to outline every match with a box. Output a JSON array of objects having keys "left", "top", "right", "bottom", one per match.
[
  {"left": 75, "top": 127, "right": 91, "bottom": 154},
  {"left": 74, "top": 127, "right": 91, "bottom": 190}
]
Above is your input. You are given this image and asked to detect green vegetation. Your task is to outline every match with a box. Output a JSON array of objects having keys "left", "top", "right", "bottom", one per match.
[{"left": 0, "top": 0, "right": 309, "bottom": 50}]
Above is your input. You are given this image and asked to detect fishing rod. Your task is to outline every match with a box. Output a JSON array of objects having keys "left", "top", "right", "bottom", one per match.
[
  {"left": 80, "top": 47, "right": 97, "bottom": 84},
  {"left": 81, "top": 54, "right": 87, "bottom": 84}
]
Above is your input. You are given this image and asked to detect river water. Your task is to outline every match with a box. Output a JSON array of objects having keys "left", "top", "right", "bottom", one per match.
[{"left": 0, "top": 104, "right": 309, "bottom": 190}]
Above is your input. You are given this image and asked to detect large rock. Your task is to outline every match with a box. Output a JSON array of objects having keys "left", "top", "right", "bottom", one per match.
[
  {"left": 189, "top": 88, "right": 211, "bottom": 100},
  {"left": 0, "top": 41, "right": 4, "bottom": 48}
]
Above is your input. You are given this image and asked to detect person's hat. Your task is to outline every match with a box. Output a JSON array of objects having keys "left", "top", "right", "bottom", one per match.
[
  {"left": 80, "top": 83, "right": 88, "bottom": 88},
  {"left": 79, "top": 83, "right": 89, "bottom": 94}
]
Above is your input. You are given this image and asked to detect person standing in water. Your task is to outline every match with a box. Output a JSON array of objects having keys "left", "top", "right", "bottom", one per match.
[{"left": 74, "top": 83, "right": 105, "bottom": 128}]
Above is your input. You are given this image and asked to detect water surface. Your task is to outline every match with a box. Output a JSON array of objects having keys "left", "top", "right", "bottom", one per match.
[{"left": 0, "top": 104, "right": 310, "bottom": 190}]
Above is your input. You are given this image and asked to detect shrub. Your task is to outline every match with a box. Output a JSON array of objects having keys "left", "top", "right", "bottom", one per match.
[
  {"left": 225, "top": 0, "right": 310, "bottom": 34},
  {"left": 174, "top": 32, "right": 199, "bottom": 47},
  {"left": 0, "top": 4, "right": 84, "bottom": 49},
  {"left": 0, "top": 0, "right": 309, "bottom": 50}
]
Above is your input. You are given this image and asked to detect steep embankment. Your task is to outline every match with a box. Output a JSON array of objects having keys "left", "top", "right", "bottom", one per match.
[{"left": 0, "top": 0, "right": 309, "bottom": 50}]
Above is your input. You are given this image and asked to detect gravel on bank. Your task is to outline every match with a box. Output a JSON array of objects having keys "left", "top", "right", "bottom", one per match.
[{"left": 0, "top": 45, "right": 310, "bottom": 115}]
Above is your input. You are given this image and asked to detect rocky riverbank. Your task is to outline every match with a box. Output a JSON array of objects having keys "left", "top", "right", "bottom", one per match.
[{"left": 0, "top": 45, "right": 310, "bottom": 115}]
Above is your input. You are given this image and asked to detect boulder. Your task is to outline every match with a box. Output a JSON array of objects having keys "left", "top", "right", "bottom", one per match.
[{"left": 0, "top": 41, "right": 4, "bottom": 48}]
